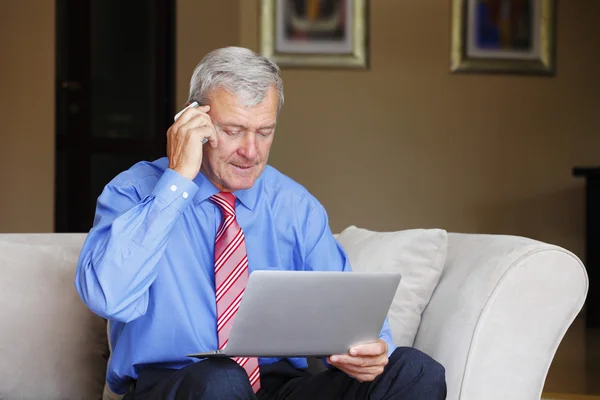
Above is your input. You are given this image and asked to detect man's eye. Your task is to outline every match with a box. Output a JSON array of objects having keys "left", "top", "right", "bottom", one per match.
[
  {"left": 258, "top": 130, "right": 273, "bottom": 137},
  {"left": 226, "top": 130, "right": 241, "bottom": 136}
]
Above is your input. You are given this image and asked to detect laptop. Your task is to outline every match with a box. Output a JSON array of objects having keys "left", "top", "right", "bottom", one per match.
[{"left": 186, "top": 270, "right": 401, "bottom": 359}]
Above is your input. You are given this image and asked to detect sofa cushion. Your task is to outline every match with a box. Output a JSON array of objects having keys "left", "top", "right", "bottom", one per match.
[
  {"left": 0, "top": 234, "right": 108, "bottom": 400},
  {"left": 335, "top": 226, "right": 448, "bottom": 347}
]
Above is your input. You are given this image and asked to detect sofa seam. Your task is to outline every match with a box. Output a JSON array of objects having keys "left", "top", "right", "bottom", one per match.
[{"left": 457, "top": 245, "right": 588, "bottom": 399}]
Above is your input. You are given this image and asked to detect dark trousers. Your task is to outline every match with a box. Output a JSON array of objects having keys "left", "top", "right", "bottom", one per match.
[{"left": 123, "top": 347, "right": 447, "bottom": 400}]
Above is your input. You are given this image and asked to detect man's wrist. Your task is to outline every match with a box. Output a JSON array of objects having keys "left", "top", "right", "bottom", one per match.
[
  {"left": 152, "top": 168, "right": 199, "bottom": 212},
  {"left": 169, "top": 165, "right": 198, "bottom": 181}
]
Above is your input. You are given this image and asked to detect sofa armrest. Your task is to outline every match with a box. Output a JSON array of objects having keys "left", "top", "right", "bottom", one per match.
[{"left": 413, "top": 233, "right": 588, "bottom": 400}]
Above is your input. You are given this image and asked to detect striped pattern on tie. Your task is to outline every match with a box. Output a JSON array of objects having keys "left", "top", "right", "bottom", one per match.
[{"left": 210, "top": 192, "right": 261, "bottom": 393}]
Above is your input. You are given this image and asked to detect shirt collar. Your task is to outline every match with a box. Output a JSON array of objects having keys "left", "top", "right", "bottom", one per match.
[
  {"left": 192, "top": 170, "right": 262, "bottom": 211},
  {"left": 192, "top": 172, "right": 219, "bottom": 205},
  {"left": 234, "top": 173, "right": 262, "bottom": 211}
]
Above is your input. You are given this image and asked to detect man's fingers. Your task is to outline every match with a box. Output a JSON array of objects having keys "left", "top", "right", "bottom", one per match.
[
  {"left": 327, "top": 357, "right": 386, "bottom": 383},
  {"left": 329, "top": 354, "right": 359, "bottom": 365},
  {"left": 168, "top": 110, "right": 217, "bottom": 152},
  {"left": 174, "top": 105, "right": 211, "bottom": 126},
  {"left": 174, "top": 112, "right": 216, "bottom": 142},
  {"left": 329, "top": 354, "right": 386, "bottom": 368},
  {"left": 171, "top": 105, "right": 216, "bottom": 148},
  {"left": 180, "top": 113, "right": 212, "bottom": 131},
  {"left": 328, "top": 341, "right": 389, "bottom": 383},
  {"left": 206, "top": 132, "right": 218, "bottom": 148},
  {"left": 349, "top": 341, "right": 387, "bottom": 357}
]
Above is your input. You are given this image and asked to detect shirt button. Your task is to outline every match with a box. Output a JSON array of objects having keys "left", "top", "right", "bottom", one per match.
[
  {"left": 170, "top": 185, "right": 177, "bottom": 192},
  {"left": 182, "top": 192, "right": 189, "bottom": 199}
]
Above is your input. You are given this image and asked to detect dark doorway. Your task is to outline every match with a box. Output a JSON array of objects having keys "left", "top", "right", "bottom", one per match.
[{"left": 55, "top": 0, "right": 176, "bottom": 232}]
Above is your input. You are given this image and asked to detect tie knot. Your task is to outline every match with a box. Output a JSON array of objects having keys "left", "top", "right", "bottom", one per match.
[{"left": 210, "top": 192, "right": 237, "bottom": 216}]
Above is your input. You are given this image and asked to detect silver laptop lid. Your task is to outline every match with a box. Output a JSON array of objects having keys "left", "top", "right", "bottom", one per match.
[{"left": 225, "top": 270, "right": 401, "bottom": 357}]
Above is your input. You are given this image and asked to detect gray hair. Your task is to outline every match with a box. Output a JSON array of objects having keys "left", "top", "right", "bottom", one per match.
[{"left": 188, "top": 47, "right": 284, "bottom": 113}]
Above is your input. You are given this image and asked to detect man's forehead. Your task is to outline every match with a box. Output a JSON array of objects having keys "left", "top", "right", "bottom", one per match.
[{"left": 208, "top": 88, "right": 278, "bottom": 128}]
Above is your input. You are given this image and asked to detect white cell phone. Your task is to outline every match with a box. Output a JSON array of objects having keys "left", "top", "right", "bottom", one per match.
[{"left": 174, "top": 101, "right": 208, "bottom": 144}]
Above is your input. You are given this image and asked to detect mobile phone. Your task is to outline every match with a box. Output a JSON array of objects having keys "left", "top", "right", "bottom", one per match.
[{"left": 174, "top": 101, "right": 208, "bottom": 144}]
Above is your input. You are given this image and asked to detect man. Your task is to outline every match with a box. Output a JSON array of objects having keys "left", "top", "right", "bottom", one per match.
[{"left": 75, "top": 46, "right": 446, "bottom": 400}]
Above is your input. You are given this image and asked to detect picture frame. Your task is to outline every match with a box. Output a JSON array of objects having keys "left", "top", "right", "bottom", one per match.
[
  {"left": 450, "top": 0, "right": 556, "bottom": 75},
  {"left": 260, "top": 0, "right": 369, "bottom": 69}
]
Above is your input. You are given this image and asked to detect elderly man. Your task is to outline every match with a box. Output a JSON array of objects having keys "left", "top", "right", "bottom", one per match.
[{"left": 75, "top": 46, "right": 446, "bottom": 400}]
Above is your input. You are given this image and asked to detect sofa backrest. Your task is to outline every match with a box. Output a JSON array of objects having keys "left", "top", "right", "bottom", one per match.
[{"left": 0, "top": 233, "right": 108, "bottom": 399}]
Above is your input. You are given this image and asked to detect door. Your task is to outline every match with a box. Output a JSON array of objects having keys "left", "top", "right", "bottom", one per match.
[{"left": 55, "top": 0, "right": 176, "bottom": 232}]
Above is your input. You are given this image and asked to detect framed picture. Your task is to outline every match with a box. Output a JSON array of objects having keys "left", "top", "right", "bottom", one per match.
[
  {"left": 450, "top": 0, "right": 556, "bottom": 75},
  {"left": 260, "top": 0, "right": 369, "bottom": 69}
]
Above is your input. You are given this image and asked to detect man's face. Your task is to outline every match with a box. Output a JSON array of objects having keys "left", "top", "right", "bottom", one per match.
[{"left": 201, "top": 86, "right": 278, "bottom": 192}]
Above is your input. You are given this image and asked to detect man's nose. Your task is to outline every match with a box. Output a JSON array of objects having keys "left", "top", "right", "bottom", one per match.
[{"left": 239, "top": 134, "right": 258, "bottom": 159}]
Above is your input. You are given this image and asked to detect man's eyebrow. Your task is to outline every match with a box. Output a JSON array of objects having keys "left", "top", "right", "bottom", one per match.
[
  {"left": 219, "top": 123, "right": 247, "bottom": 129},
  {"left": 219, "top": 122, "right": 277, "bottom": 130}
]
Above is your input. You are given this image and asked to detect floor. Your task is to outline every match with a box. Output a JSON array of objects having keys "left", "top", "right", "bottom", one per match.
[{"left": 541, "top": 314, "right": 600, "bottom": 398}]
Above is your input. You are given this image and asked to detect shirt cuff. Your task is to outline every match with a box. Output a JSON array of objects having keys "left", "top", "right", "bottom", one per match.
[
  {"left": 152, "top": 168, "right": 199, "bottom": 212},
  {"left": 381, "top": 336, "right": 397, "bottom": 358}
]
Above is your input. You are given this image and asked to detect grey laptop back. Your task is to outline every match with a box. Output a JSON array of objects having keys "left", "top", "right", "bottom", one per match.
[{"left": 221, "top": 270, "right": 401, "bottom": 358}]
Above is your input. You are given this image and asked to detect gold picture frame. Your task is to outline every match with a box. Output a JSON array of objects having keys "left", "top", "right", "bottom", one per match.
[
  {"left": 450, "top": 0, "right": 556, "bottom": 75},
  {"left": 260, "top": 0, "right": 369, "bottom": 69}
]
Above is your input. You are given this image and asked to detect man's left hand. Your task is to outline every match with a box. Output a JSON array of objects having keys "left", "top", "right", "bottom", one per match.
[{"left": 326, "top": 339, "right": 389, "bottom": 382}]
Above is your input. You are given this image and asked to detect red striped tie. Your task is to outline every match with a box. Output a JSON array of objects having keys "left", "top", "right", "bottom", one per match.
[{"left": 210, "top": 192, "right": 261, "bottom": 393}]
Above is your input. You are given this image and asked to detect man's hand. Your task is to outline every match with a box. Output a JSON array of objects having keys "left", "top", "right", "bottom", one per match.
[
  {"left": 167, "top": 105, "right": 218, "bottom": 180},
  {"left": 326, "top": 339, "right": 389, "bottom": 382}
]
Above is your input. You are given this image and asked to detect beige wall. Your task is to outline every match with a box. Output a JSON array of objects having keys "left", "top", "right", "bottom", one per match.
[
  {"left": 238, "top": 0, "right": 600, "bottom": 260},
  {"left": 176, "top": 0, "right": 240, "bottom": 108},
  {"left": 0, "top": 0, "right": 55, "bottom": 232},
  {"left": 2, "top": 0, "right": 599, "bottom": 264}
]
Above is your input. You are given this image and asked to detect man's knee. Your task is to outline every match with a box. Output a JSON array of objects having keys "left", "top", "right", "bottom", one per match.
[
  {"left": 389, "top": 347, "right": 446, "bottom": 393},
  {"left": 180, "top": 359, "right": 254, "bottom": 398}
]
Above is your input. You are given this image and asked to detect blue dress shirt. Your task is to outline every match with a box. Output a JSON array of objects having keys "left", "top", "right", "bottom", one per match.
[{"left": 74, "top": 157, "right": 396, "bottom": 394}]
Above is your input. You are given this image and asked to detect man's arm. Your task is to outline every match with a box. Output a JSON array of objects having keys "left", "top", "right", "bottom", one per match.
[
  {"left": 75, "top": 169, "right": 198, "bottom": 323},
  {"left": 301, "top": 202, "right": 397, "bottom": 381},
  {"left": 77, "top": 103, "right": 217, "bottom": 323}
]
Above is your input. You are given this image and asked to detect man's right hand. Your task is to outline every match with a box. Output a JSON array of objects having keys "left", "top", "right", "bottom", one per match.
[{"left": 167, "top": 105, "right": 218, "bottom": 181}]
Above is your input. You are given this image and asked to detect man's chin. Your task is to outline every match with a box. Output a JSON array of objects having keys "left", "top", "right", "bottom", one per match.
[
  {"left": 224, "top": 176, "right": 258, "bottom": 191},
  {"left": 225, "top": 166, "right": 264, "bottom": 190}
]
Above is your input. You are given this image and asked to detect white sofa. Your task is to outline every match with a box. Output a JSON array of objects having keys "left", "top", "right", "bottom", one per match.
[{"left": 0, "top": 232, "right": 588, "bottom": 399}]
